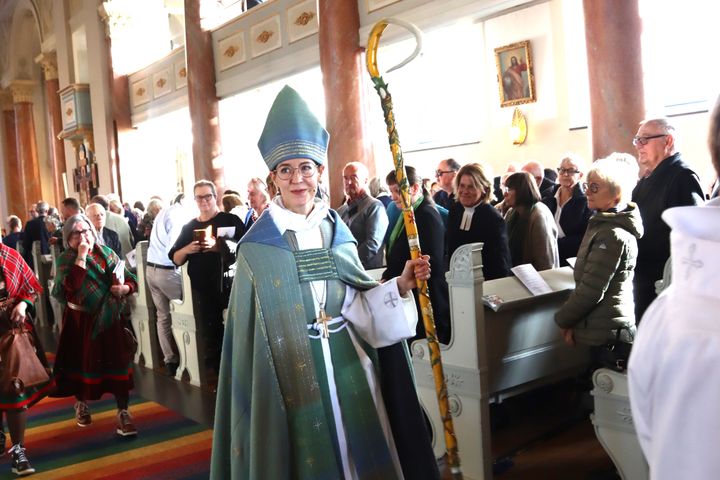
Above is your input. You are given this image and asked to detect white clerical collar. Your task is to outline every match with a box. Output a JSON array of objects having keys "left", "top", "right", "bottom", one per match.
[
  {"left": 460, "top": 201, "right": 482, "bottom": 231},
  {"left": 269, "top": 197, "right": 330, "bottom": 235}
]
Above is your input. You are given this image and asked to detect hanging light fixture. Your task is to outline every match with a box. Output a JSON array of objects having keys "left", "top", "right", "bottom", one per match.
[{"left": 510, "top": 107, "right": 527, "bottom": 145}]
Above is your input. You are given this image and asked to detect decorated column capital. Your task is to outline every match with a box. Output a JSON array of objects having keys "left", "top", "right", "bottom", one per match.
[
  {"left": 35, "top": 52, "right": 59, "bottom": 81},
  {"left": 97, "top": 1, "right": 131, "bottom": 39},
  {"left": 0, "top": 90, "right": 13, "bottom": 111},
  {"left": 9, "top": 80, "right": 36, "bottom": 104}
]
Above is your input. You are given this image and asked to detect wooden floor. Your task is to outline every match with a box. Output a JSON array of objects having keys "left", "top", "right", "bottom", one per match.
[
  {"left": 441, "top": 381, "right": 618, "bottom": 480},
  {"left": 39, "top": 326, "right": 617, "bottom": 479}
]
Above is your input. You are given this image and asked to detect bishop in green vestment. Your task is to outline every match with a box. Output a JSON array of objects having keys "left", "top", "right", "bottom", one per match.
[{"left": 211, "top": 86, "right": 440, "bottom": 480}]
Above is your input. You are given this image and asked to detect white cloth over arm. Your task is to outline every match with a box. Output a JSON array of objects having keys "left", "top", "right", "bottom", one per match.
[
  {"left": 342, "top": 278, "right": 418, "bottom": 348},
  {"left": 629, "top": 203, "right": 720, "bottom": 480}
]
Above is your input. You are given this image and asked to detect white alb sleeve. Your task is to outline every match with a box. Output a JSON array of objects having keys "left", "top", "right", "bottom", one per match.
[{"left": 341, "top": 278, "right": 417, "bottom": 348}]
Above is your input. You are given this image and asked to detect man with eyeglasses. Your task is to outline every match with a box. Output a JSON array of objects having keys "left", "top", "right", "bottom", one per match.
[
  {"left": 337, "top": 162, "right": 389, "bottom": 269},
  {"left": 433, "top": 158, "right": 461, "bottom": 209},
  {"left": 169, "top": 180, "right": 246, "bottom": 385},
  {"left": 629, "top": 97, "right": 720, "bottom": 480},
  {"left": 631, "top": 117, "right": 704, "bottom": 321}
]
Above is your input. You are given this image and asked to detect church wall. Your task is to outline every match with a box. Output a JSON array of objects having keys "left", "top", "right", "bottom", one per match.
[
  {"left": 398, "top": 0, "right": 715, "bottom": 189},
  {"left": 1, "top": 0, "right": 716, "bottom": 215}
]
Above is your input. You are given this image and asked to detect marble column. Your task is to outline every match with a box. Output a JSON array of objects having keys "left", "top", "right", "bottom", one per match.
[
  {"left": 184, "top": 0, "right": 225, "bottom": 194},
  {"left": 38, "top": 53, "right": 68, "bottom": 207},
  {"left": 1, "top": 90, "right": 25, "bottom": 219},
  {"left": 584, "top": 0, "right": 645, "bottom": 159},
  {"left": 319, "top": 0, "right": 374, "bottom": 208},
  {"left": 10, "top": 81, "right": 43, "bottom": 216}
]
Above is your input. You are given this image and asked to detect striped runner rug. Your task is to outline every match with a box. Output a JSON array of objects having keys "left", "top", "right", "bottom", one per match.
[{"left": 0, "top": 393, "right": 211, "bottom": 479}]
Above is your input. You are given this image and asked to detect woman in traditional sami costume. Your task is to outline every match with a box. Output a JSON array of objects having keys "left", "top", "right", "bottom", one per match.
[
  {"left": 52, "top": 214, "right": 138, "bottom": 437},
  {"left": 211, "top": 86, "right": 440, "bottom": 480}
]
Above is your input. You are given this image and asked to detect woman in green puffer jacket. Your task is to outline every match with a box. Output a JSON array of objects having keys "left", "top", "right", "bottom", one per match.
[{"left": 555, "top": 153, "right": 643, "bottom": 349}]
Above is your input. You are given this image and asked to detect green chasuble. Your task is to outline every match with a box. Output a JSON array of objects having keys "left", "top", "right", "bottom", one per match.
[{"left": 211, "top": 208, "right": 411, "bottom": 480}]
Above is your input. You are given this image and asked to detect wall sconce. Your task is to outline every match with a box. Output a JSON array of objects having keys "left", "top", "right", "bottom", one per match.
[{"left": 510, "top": 107, "right": 527, "bottom": 145}]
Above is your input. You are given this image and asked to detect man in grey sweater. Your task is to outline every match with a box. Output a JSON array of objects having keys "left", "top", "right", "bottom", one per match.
[{"left": 337, "top": 162, "right": 389, "bottom": 269}]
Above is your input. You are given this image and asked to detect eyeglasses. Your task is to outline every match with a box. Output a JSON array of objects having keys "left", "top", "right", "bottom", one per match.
[
  {"left": 194, "top": 193, "right": 216, "bottom": 202},
  {"left": 435, "top": 170, "right": 456, "bottom": 178},
  {"left": 275, "top": 162, "right": 317, "bottom": 180},
  {"left": 632, "top": 134, "right": 667, "bottom": 147},
  {"left": 582, "top": 182, "right": 601, "bottom": 193},
  {"left": 557, "top": 167, "right": 580, "bottom": 175},
  {"left": 70, "top": 228, "right": 91, "bottom": 238}
]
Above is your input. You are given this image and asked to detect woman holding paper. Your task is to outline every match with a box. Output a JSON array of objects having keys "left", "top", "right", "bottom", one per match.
[
  {"left": 554, "top": 153, "right": 642, "bottom": 352},
  {"left": 51, "top": 213, "right": 139, "bottom": 436}
]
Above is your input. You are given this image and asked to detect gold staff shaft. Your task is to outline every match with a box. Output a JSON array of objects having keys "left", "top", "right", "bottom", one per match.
[{"left": 366, "top": 19, "right": 462, "bottom": 477}]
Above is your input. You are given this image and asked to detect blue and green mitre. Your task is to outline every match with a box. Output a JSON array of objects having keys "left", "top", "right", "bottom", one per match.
[{"left": 258, "top": 85, "right": 329, "bottom": 170}]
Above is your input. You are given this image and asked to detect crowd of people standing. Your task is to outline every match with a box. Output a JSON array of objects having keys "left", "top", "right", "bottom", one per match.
[{"left": 1, "top": 89, "right": 718, "bottom": 477}]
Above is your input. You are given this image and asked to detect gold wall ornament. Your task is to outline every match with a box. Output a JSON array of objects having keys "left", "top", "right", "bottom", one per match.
[
  {"left": 295, "top": 11, "right": 315, "bottom": 26},
  {"left": 511, "top": 107, "right": 528, "bottom": 145},
  {"left": 136, "top": 87, "right": 146, "bottom": 97},
  {"left": 178, "top": 67, "right": 187, "bottom": 78},
  {"left": 65, "top": 107, "right": 74, "bottom": 117},
  {"left": 256, "top": 30, "right": 273, "bottom": 44},
  {"left": 155, "top": 78, "right": 167, "bottom": 88},
  {"left": 224, "top": 45, "right": 238, "bottom": 57}
]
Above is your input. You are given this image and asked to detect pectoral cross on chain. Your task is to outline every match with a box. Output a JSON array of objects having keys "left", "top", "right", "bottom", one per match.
[{"left": 317, "top": 307, "right": 331, "bottom": 339}]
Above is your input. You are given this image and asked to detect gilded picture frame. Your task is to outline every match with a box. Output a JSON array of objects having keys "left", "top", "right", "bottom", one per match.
[{"left": 494, "top": 40, "right": 536, "bottom": 107}]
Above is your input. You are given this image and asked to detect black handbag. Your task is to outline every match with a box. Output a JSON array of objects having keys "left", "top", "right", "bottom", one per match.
[{"left": 600, "top": 329, "right": 633, "bottom": 372}]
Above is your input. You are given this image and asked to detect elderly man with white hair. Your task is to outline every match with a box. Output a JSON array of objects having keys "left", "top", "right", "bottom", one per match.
[
  {"left": 337, "top": 161, "right": 389, "bottom": 269},
  {"left": 85, "top": 203, "right": 122, "bottom": 257},
  {"left": 630, "top": 117, "right": 704, "bottom": 321}
]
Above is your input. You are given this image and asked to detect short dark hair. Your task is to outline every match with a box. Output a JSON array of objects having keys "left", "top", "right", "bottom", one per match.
[
  {"left": 543, "top": 168, "right": 558, "bottom": 183},
  {"left": 444, "top": 158, "right": 461, "bottom": 172},
  {"left": 7, "top": 215, "right": 21, "bottom": 230},
  {"left": 62, "top": 197, "right": 81, "bottom": 211},
  {"left": 193, "top": 179, "right": 216, "bottom": 197},
  {"left": 386, "top": 165, "right": 433, "bottom": 203},
  {"left": 505, "top": 172, "right": 541, "bottom": 207}
]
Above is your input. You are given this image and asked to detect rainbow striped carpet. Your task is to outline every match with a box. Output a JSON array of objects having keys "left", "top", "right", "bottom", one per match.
[{"left": 0, "top": 394, "right": 211, "bottom": 479}]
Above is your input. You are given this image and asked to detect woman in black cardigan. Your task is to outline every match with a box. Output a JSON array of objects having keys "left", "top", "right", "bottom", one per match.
[
  {"left": 543, "top": 154, "right": 593, "bottom": 266},
  {"left": 382, "top": 166, "right": 451, "bottom": 345},
  {"left": 446, "top": 163, "right": 512, "bottom": 280}
]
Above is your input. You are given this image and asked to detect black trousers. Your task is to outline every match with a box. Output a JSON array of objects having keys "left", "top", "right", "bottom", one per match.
[
  {"left": 633, "top": 276, "right": 658, "bottom": 324},
  {"left": 191, "top": 288, "right": 230, "bottom": 373}
]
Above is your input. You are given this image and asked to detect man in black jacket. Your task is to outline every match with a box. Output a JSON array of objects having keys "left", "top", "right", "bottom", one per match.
[
  {"left": 631, "top": 118, "right": 704, "bottom": 321},
  {"left": 22, "top": 201, "right": 50, "bottom": 269}
]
